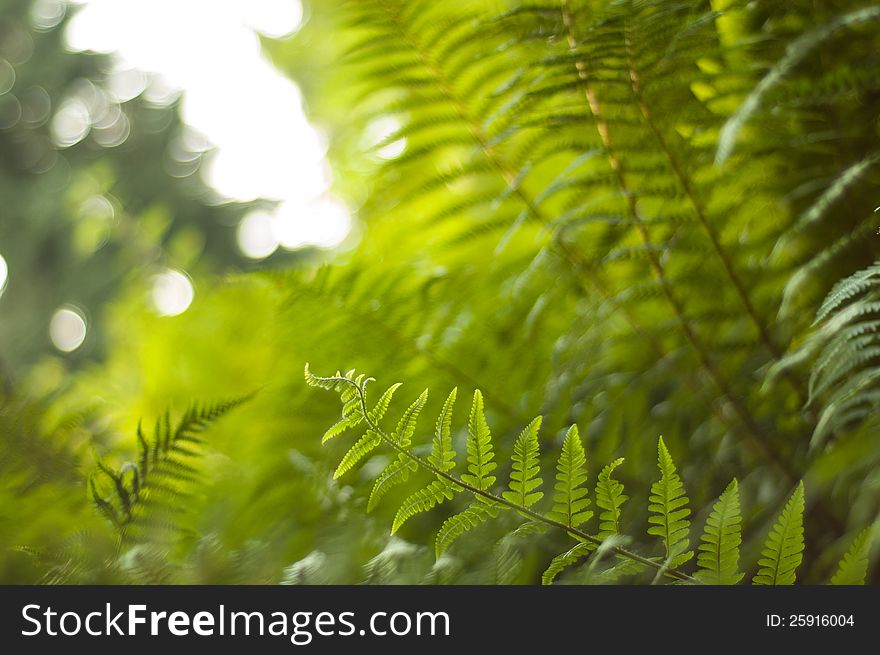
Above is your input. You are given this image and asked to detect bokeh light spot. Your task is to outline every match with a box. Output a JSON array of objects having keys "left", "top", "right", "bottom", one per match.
[
  {"left": 275, "top": 198, "right": 352, "bottom": 250},
  {"left": 65, "top": 0, "right": 349, "bottom": 251},
  {"left": 106, "top": 67, "right": 146, "bottom": 103},
  {"left": 51, "top": 98, "right": 90, "bottom": 147},
  {"left": 31, "top": 0, "right": 67, "bottom": 32},
  {"left": 364, "top": 116, "right": 406, "bottom": 161},
  {"left": 238, "top": 211, "right": 280, "bottom": 259},
  {"left": 0, "top": 253, "right": 8, "bottom": 298},
  {"left": 243, "top": 0, "right": 304, "bottom": 38},
  {"left": 151, "top": 269, "right": 195, "bottom": 316},
  {"left": 49, "top": 307, "right": 87, "bottom": 352}
]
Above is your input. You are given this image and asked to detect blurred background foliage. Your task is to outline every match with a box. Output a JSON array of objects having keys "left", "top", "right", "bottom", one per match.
[{"left": 1, "top": 0, "right": 879, "bottom": 584}]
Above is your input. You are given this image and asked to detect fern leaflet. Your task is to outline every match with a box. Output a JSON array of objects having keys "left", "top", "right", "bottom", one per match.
[
  {"left": 461, "top": 390, "right": 497, "bottom": 491},
  {"left": 542, "top": 542, "right": 596, "bottom": 585},
  {"left": 334, "top": 430, "right": 382, "bottom": 479},
  {"left": 393, "top": 389, "right": 428, "bottom": 447},
  {"left": 753, "top": 482, "right": 806, "bottom": 585},
  {"left": 647, "top": 437, "right": 693, "bottom": 567},
  {"left": 368, "top": 454, "right": 418, "bottom": 512},
  {"left": 696, "top": 479, "right": 744, "bottom": 585},
  {"left": 595, "top": 457, "right": 627, "bottom": 540},
  {"left": 435, "top": 502, "right": 498, "bottom": 557},
  {"left": 548, "top": 425, "right": 592, "bottom": 528},
  {"left": 429, "top": 388, "right": 458, "bottom": 474},
  {"left": 502, "top": 416, "right": 544, "bottom": 509},
  {"left": 392, "top": 479, "right": 458, "bottom": 534},
  {"left": 831, "top": 527, "right": 873, "bottom": 585}
]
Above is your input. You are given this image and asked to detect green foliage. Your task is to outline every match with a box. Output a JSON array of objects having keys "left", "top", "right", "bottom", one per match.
[
  {"left": 393, "top": 480, "right": 457, "bottom": 534},
  {"left": 307, "top": 366, "right": 872, "bottom": 585},
  {"left": 753, "top": 482, "right": 806, "bottom": 586},
  {"left": 548, "top": 426, "right": 592, "bottom": 528},
  {"left": 90, "top": 398, "right": 248, "bottom": 542},
  {"left": 429, "top": 388, "right": 458, "bottom": 474},
  {"left": 647, "top": 437, "right": 693, "bottom": 568},
  {"left": 462, "top": 391, "right": 497, "bottom": 492},
  {"left": 5, "top": 0, "right": 880, "bottom": 586},
  {"left": 435, "top": 502, "right": 498, "bottom": 558},
  {"left": 595, "top": 458, "right": 627, "bottom": 540},
  {"left": 774, "top": 260, "right": 880, "bottom": 448},
  {"left": 502, "top": 417, "right": 544, "bottom": 509},
  {"left": 696, "top": 480, "right": 744, "bottom": 585},
  {"left": 542, "top": 542, "right": 596, "bottom": 585},
  {"left": 831, "top": 528, "right": 874, "bottom": 586}
]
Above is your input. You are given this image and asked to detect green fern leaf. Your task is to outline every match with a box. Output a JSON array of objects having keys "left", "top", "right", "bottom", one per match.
[
  {"left": 831, "top": 528, "right": 873, "bottom": 585},
  {"left": 367, "top": 382, "right": 403, "bottom": 425},
  {"left": 392, "top": 389, "right": 428, "bottom": 447},
  {"left": 460, "top": 390, "right": 496, "bottom": 491},
  {"left": 717, "top": 5, "right": 880, "bottom": 164},
  {"left": 392, "top": 479, "right": 457, "bottom": 534},
  {"left": 542, "top": 542, "right": 596, "bottom": 585},
  {"left": 321, "top": 414, "right": 363, "bottom": 444},
  {"left": 91, "top": 398, "right": 247, "bottom": 537},
  {"left": 334, "top": 431, "right": 382, "bottom": 479},
  {"left": 429, "top": 388, "right": 458, "bottom": 474},
  {"left": 502, "top": 416, "right": 543, "bottom": 508},
  {"left": 435, "top": 501, "right": 498, "bottom": 557},
  {"left": 303, "top": 363, "right": 347, "bottom": 390},
  {"left": 815, "top": 262, "right": 880, "bottom": 324},
  {"left": 753, "top": 482, "right": 806, "bottom": 585},
  {"left": 648, "top": 437, "right": 693, "bottom": 567},
  {"left": 696, "top": 479, "right": 744, "bottom": 585},
  {"left": 548, "top": 425, "right": 592, "bottom": 528},
  {"left": 595, "top": 458, "right": 627, "bottom": 540},
  {"left": 368, "top": 454, "right": 418, "bottom": 512}
]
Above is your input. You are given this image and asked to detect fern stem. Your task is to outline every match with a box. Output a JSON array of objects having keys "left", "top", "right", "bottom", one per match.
[
  {"left": 621, "top": 22, "right": 808, "bottom": 406},
  {"left": 559, "top": 1, "right": 846, "bottom": 535},
  {"left": 558, "top": 0, "right": 801, "bottom": 489},
  {"left": 373, "top": 0, "right": 653, "bottom": 352},
  {"left": 334, "top": 374, "right": 699, "bottom": 584}
]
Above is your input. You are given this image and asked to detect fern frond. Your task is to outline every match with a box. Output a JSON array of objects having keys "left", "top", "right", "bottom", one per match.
[
  {"left": 548, "top": 425, "right": 592, "bottom": 528},
  {"left": 696, "top": 479, "right": 743, "bottom": 585},
  {"left": 542, "top": 542, "right": 596, "bottom": 585},
  {"left": 717, "top": 5, "right": 880, "bottom": 163},
  {"left": 502, "top": 416, "right": 544, "bottom": 508},
  {"left": 429, "top": 388, "right": 458, "bottom": 474},
  {"left": 368, "top": 454, "right": 418, "bottom": 512},
  {"left": 308, "top": 367, "right": 698, "bottom": 583},
  {"left": 647, "top": 437, "right": 692, "bottom": 567},
  {"left": 393, "top": 389, "right": 429, "bottom": 447},
  {"left": 816, "top": 262, "right": 880, "bottom": 324},
  {"left": 831, "top": 527, "right": 873, "bottom": 585},
  {"left": 392, "top": 479, "right": 458, "bottom": 534},
  {"left": 776, "top": 262, "right": 880, "bottom": 447},
  {"left": 595, "top": 457, "right": 627, "bottom": 540},
  {"left": 90, "top": 397, "right": 248, "bottom": 540},
  {"left": 367, "top": 382, "right": 404, "bottom": 426},
  {"left": 753, "top": 482, "right": 806, "bottom": 585},
  {"left": 334, "top": 430, "right": 382, "bottom": 479},
  {"left": 435, "top": 501, "right": 498, "bottom": 557},
  {"left": 461, "top": 390, "right": 497, "bottom": 491}
]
